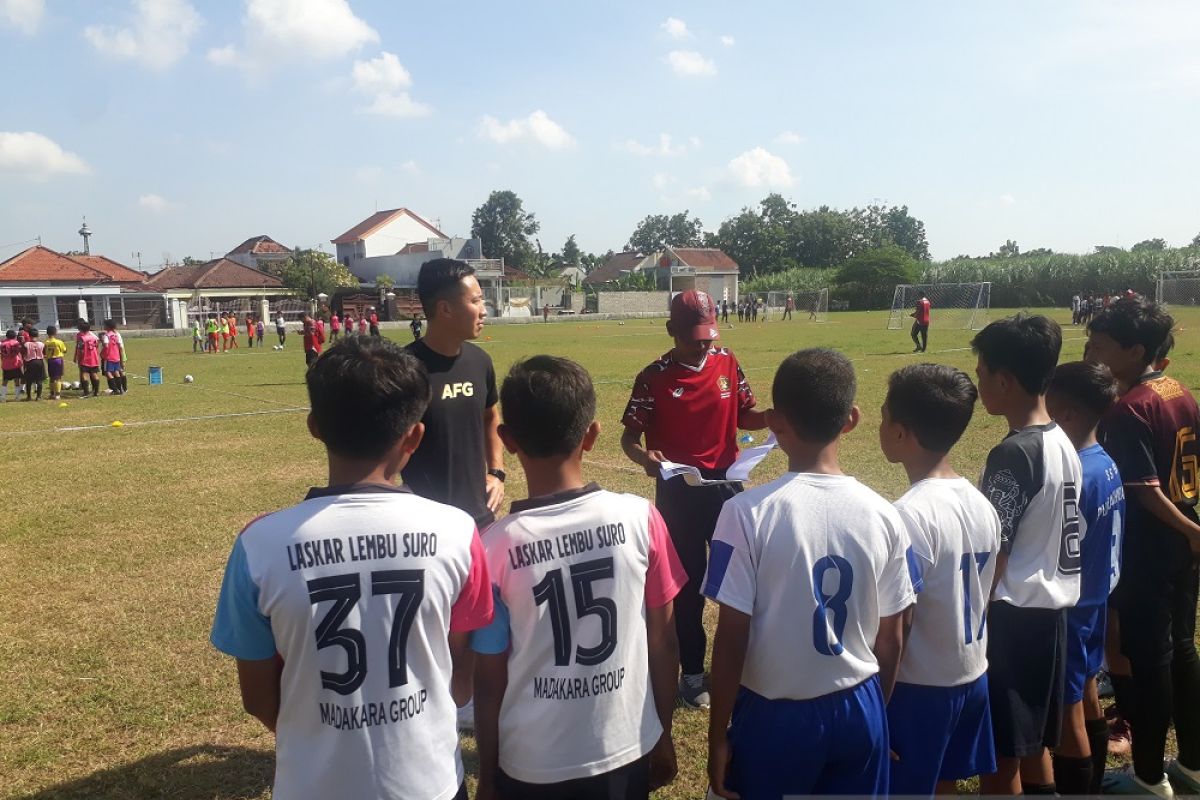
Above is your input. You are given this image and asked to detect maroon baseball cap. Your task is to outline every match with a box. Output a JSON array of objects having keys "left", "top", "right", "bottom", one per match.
[{"left": 670, "top": 290, "right": 720, "bottom": 341}]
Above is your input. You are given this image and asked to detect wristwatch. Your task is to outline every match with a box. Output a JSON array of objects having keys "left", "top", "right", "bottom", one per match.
[{"left": 487, "top": 468, "right": 507, "bottom": 483}]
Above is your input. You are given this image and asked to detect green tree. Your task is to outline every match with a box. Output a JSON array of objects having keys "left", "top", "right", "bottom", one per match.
[
  {"left": 471, "top": 190, "right": 540, "bottom": 271},
  {"left": 279, "top": 250, "right": 360, "bottom": 298},
  {"left": 1131, "top": 238, "right": 1167, "bottom": 252},
  {"left": 626, "top": 211, "right": 704, "bottom": 253},
  {"left": 561, "top": 234, "right": 581, "bottom": 266},
  {"left": 993, "top": 239, "right": 1020, "bottom": 258},
  {"left": 836, "top": 244, "right": 917, "bottom": 286},
  {"left": 849, "top": 204, "right": 931, "bottom": 261},
  {"left": 792, "top": 206, "right": 858, "bottom": 267},
  {"left": 374, "top": 273, "right": 394, "bottom": 290}
]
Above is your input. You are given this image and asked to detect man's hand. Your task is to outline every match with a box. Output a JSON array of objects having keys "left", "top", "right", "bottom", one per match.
[
  {"left": 708, "top": 731, "right": 740, "bottom": 799},
  {"left": 641, "top": 449, "right": 667, "bottom": 478},
  {"left": 649, "top": 734, "right": 677, "bottom": 790},
  {"left": 485, "top": 474, "right": 505, "bottom": 513}
]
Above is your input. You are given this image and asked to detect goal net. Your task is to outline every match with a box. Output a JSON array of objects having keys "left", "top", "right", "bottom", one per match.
[
  {"left": 764, "top": 289, "right": 830, "bottom": 322},
  {"left": 1156, "top": 270, "right": 1200, "bottom": 308},
  {"left": 887, "top": 283, "right": 991, "bottom": 330}
]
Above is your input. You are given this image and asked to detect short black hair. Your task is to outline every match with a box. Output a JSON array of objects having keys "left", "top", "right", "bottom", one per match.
[
  {"left": 46, "top": 325, "right": 57, "bottom": 337},
  {"left": 971, "top": 313, "right": 1062, "bottom": 395},
  {"left": 885, "top": 363, "right": 978, "bottom": 453},
  {"left": 417, "top": 258, "right": 475, "bottom": 317},
  {"left": 1048, "top": 360, "right": 1119, "bottom": 419},
  {"left": 5, "top": 329, "right": 14, "bottom": 339},
  {"left": 306, "top": 336, "right": 431, "bottom": 460},
  {"left": 1088, "top": 297, "right": 1174, "bottom": 366},
  {"left": 28, "top": 327, "right": 38, "bottom": 338},
  {"left": 103, "top": 318, "right": 116, "bottom": 330},
  {"left": 772, "top": 348, "right": 856, "bottom": 444},
  {"left": 500, "top": 355, "right": 595, "bottom": 458},
  {"left": 1156, "top": 331, "right": 1175, "bottom": 364},
  {"left": 76, "top": 319, "right": 90, "bottom": 332}
]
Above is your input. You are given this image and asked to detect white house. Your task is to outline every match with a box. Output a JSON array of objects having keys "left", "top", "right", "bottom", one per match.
[{"left": 332, "top": 208, "right": 449, "bottom": 266}]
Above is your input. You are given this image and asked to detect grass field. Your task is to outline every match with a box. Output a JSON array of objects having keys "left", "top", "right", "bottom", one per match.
[{"left": 3, "top": 307, "right": 1198, "bottom": 799}]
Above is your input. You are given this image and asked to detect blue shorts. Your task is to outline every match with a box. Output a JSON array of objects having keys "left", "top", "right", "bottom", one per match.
[
  {"left": 887, "top": 675, "right": 995, "bottom": 794},
  {"left": 104, "top": 360, "right": 122, "bottom": 373},
  {"left": 1064, "top": 603, "right": 1106, "bottom": 704},
  {"left": 727, "top": 676, "right": 888, "bottom": 799}
]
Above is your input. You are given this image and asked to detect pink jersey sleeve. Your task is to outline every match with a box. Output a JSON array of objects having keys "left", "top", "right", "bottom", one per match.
[
  {"left": 644, "top": 504, "right": 687, "bottom": 608},
  {"left": 450, "top": 529, "right": 495, "bottom": 632}
]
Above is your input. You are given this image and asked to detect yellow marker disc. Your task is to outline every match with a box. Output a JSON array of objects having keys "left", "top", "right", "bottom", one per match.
[{"left": 111, "top": 421, "right": 124, "bottom": 428}]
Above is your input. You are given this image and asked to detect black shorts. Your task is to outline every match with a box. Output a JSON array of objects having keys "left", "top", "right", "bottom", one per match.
[
  {"left": 79, "top": 365, "right": 99, "bottom": 375},
  {"left": 305, "top": 350, "right": 319, "bottom": 366},
  {"left": 23, "top": 360, "right": 45, "bottom": 382},
  {"left": 986, "top": 600, "right": 1067, "bottom": 758},
  {"left": 1118, "top": 560, "right": 1199, "bottom": 668},
  {"left": 2, "top": 367, "right": 21, "bottom": 381},
  {"left": 496, "top": 753, "right": 649, "bottom": 800}
]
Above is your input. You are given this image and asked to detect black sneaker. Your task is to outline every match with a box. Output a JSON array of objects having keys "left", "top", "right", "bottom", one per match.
[{"left": 679, "top": 673, "right": 710, "bottom": 709}]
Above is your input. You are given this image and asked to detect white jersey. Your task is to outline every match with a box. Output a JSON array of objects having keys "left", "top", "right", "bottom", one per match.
[
  {"left": 894, "top": 478, "right": 1001, "bottom": 687},
  {"left": 702, "top": 473, "right": 915, "bottom": 701},
  {"left": 211, "top": 485, "right": 493, "bottom": 800},
  {"left": 981, "top": 422, "right": 1084, "bottom": 609},
  {"left": 472, "top": 484, "right": 686, "bottom": 783}
]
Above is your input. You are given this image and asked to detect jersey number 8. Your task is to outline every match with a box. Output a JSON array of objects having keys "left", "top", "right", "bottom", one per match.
[{"left": 812, "top": 555, "right": 854, "bottom": 656}]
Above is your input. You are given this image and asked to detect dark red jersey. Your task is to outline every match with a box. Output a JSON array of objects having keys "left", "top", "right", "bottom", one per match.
[
  {"left": 622, "top": 347, "right": 756, "bottom": 471},
  {"left": 915, "top": 298, "right": 931, "bottom": 325},
  {"left": 1101, "top": 371, "right": 1200, "bottom": 572}
]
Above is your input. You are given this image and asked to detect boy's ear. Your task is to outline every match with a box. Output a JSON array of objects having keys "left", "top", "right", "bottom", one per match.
[
  {"left": 306, "top": 412, "right": 322, "bottom": 442},
  {"left": 399, "top": 421, "right": 425, "bottom": 457},
  {"left": 842, "top": 405, "right": 861, "bottom": 435},
  {"left": 497, "top": 423, "right": 520, "bottom": 455},
  {"left": 665, "top": 320, "right": 674, "bottom": 338},
  {"left": 581, "top": 420, "right": 601, "bottom": 453}
]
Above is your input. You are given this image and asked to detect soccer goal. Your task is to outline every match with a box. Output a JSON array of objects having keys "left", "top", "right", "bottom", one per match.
[
  {"left": 1156, "top": 270, "right": 1200, "bottom": 308},
  {"left": 765, "top": 289, "right": 830, "bottom": 322},
  {"left": 886, "top": 283, "right": 991, "bottom": 330}
]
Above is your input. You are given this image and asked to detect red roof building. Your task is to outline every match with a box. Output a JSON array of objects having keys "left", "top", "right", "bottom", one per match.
[{"left": 225, "top": 235, "right": 293, "bottom": 271}]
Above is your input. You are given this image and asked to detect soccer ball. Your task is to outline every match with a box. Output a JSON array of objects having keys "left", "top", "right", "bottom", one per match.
[
  {"left": 273, "top": 344, "right": 282, "bottom": 351},
  {"left": 73, "top": 381, "right": 82, "bottom": 389},
  {"left": 184, "top": 375, "right": 194, "bottom": 383}
]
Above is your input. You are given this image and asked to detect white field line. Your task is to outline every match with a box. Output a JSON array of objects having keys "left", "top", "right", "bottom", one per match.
[{"left": 0, "top": 407, "right": 309, "bottom": 437}]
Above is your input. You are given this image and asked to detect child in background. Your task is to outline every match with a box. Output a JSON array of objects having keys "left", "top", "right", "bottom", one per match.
[
  {"left": 1, "top": 329, "right": 23, "bottom": 402},
  {"left": 255, "top": 317, "right": 265, "bottom": 347},
  {"left": 344, "top": 312, "right": 356, "bottom": 337},
  {"left": 22, "top": 328, "right": 45, "bottom": 401},
  {"left": 205, "top": 315, "right": 220, "bottom": 354},
  {"left": 358, "top": 313, "right": 369, "bottom": 336},
  {"left": 246, "top": 315, "right": 255, "bottom": 348},
  {"left": 302, "top": 314, "right": 324, "bottom": 367},
  {"left": 226, "top": 314, "right": 239, "bottom": 350},
  {"left": 472, "top": 356, "right": 686, "bottom": 800},
  {"left": 275, "top": 312, "right": 286, "bottom": 347},
  {"left": 704, "top": 348, "right": 914, "bottom": 799},
  {"left": 973, "top": 314, "right": 1080, "bottom": 796},
  {"left": 219, "top": 314, "right": 230, "bottom": 352},
  {"left": 192, "top": 318, "right": 203, "bottom": 353},
  {"left": 878, "top": 363, "right": 1001, "bottom": 795},
  {"left": 1045, "top": 361, "right": 1125, "bottom": 795},
  {"left": 74, "top": 320, "right": 102, "bottom": 398},
  {"left": 210, "top": 335, "right": 493, "bottom": 800},
  {"left": 101, "top": 319, "right": 127, "bottom": 395},
  {"left": 330, "top": 311, "right": 340, "bottom": 342},
  {"left": 44, "top": 325, "right": 67, "bottom": 400},
  {"left": 369, "top": 307, "right": 380, "bottom": 336}
]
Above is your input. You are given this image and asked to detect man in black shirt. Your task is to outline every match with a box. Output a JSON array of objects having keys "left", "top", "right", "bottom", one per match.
[{"left": 403, "top": 259, "right": 505, "bottom": 530}]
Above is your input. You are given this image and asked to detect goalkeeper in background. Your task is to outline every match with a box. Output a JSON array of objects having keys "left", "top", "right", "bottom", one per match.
[{"left": 911, "top": 291, "right": 931, "bottom": 352}]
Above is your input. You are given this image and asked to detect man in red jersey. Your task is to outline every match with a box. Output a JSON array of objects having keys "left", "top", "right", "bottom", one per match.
[
  {"left": 620, "top": 290, "right": 767, "bottom": 709},
  {"left": 911, "top": 291, "right": 931, "bottom": 353}
]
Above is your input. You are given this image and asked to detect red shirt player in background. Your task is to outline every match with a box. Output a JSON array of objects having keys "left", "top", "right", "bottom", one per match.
[
  {"left": 911, "top": 291, "right": 931, "bottom": 353},
  {"left": 301, "top": 314, "right": 325, "bottom": 368},
  {"left": 1, "top": 328, "right": 23, "bottom": 402},
  {"left": 329, "top": 311, "right": 340, "bottom": 342},
  {"left": 620, "top": 289, "right": 768, "bottom": 710}
]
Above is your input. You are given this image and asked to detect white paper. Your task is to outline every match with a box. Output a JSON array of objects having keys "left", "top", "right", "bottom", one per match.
[{"left": 658, "top": 434, "right": 777, "bottom": 486}]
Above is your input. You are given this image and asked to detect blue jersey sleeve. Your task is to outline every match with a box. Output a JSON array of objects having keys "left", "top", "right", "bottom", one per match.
[
  {"left": 210, "top": 537, "right": 276, "bottom": 660},
  {"left": 470, "top": 587, "right": 511, "bottom": 655}
]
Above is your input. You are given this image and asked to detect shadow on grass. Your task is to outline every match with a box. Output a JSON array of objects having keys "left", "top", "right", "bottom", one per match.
[
  {"left": 19, "top": 745, "right": 273, "bottom": 800},
  {"left": 245, "top": 382, "right": 307, "bottom": 387}
]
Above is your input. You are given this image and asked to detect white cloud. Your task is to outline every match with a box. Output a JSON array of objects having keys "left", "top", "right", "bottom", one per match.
[
  {"left": 350, "top": 52, "right": 430, "bottom": 118},
  {"left": 774, "top": 130, "right": 804, "bottom": 145},
  {"left": 399, "top": 160, "right": 419, "bottom": 174},
  {"left": 84, "top": 0, "right": 202, "bottom": 71},
  {"left": 620, "top": 133, "right": 700, "bottom": 157},
  {"left": 651, "top": 172, "right": 673, "bottom": 190},
  {"left": 138, "top": 193, "right": 170, "bottom": 212},
  {"left": 1000, "top": 193, "right": 1017, "bottom": 206},
  {"left": 661, "top": 17, "right": 689, "bottom": 39},
  {"left": 479, "top": 110, "right": 574, "bottom": 149},
  {"left": 0, "top": 0, "right": 44, "bottom": 35},
  {"left": 209, "top": 0, "right": 378, "bottom": 71},
  {"left": 665, "top": 50, "right": 716, "bottom": 77},
  {"left": 720, "top": 34, "right": 736, "bottom": 47},
  {"left": 726, "top": 147, "right": 795, "bottom": 188},
  {"left": 685, "top": 186, "right": 712, "bottom": 202},
  {"left": 0, "top": 132, "right": 91, "bottom": 179}
]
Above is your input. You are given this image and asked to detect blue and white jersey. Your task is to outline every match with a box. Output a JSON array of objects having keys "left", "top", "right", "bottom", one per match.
[
  {"left": 1077, "top": 444, "right": 1124, "bottom": 606},
  {"left": 702, "top": 473, "right": 915, "bottom": 701}
]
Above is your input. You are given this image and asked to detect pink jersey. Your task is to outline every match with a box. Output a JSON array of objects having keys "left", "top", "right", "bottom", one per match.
[
  {"left": 1, "top": 339, "right": 23, "bottom": 370},
  {"left": 76, "top": 331, "right": 101, "bottom": 368},
  {"left": 23, "top": 340, "right": 45, "bottom": 361},
  {"left": 330, "top": 314, "right": 340, "bottom": 331},
  {"left": 358, "top": 317, "right": 368, "bottom": 334},
  {"left": 101, "top": 331, "right": 124, "bottom": 363}
]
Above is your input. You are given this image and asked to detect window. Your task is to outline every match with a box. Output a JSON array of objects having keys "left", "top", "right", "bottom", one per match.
[
  {"left": 10, "top": 297, "right": 39, "bottom": 324},
  {"left": 56, "top": 297, "right": 83, "bottom": 327}
]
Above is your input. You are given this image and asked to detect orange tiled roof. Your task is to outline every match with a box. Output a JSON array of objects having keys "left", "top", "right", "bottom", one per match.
[
  {"left": 73, "top": 254, "right": 147, "bottom": 283},
  {"left": 331, "top": 208, "right": 446, "bottom": 245},
  {"left": 143, "top": 258, "right": 285, "bottom": 291},
  {"left": 0, "top": 246, "right": 109, "bottom": 283}
]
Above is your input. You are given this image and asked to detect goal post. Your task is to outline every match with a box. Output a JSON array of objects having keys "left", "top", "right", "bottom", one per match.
[
  {"left": 1156, "top": 270, "right": 1200, "bottom": 308},
  {"left": 764, "top": 289, "right": 830, "bottom": 322},
  {"left": 887, "top": 283, "right": 991, "bottom": 330}
]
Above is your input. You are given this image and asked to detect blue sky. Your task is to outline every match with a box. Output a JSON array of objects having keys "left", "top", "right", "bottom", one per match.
[{"left": 2, "top": 0, "right": 1199, "bottom": 269}]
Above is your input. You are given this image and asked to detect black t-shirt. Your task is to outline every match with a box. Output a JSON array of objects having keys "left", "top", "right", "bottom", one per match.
[{"left": 402, "top": 339, "right": 497, "bottom": 527}]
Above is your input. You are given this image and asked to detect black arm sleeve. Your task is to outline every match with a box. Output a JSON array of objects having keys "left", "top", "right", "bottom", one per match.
[
  {"left": 980, "top": 434, "right": 1043, "bottom": 554},
  {"left": 1101, "top": 407, "right": 1157, "bottom": 485}
]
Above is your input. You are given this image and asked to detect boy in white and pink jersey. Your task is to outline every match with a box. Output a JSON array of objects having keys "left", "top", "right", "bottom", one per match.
[
  {"left": 73, "top": 320, "right": 101, "bottom": 398},
  {"left": 211, "top": 335, "right": 493, "bottom": 800},
  {"left": 22, "top": 328, "right": 46, "bottom": 401},
  {"left": 473, "top": 356, "right": 686, "bottom": 800},
  {"left": 101, "top": 319, "right": 127, "bottom": 395}
]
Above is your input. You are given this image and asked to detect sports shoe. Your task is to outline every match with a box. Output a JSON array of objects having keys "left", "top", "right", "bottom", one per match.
[
  {"left": 1103, "top": 768, "right": 1175, "bottom": 797},
  {"left": 1109, "top": 714, "right": 1133, "bottom": 757},
  {"left": 1166, "top": 760, "right": 1200, "bottom": 795},
  {"left": 679, "top": 673, "right": 710, "bottom": 709},
  {"left": 455, "top": 698, "right": 474, "bottom": 732},
  {"left": 1098, "top": 670, "right": 1115, "bottom": 698}
]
